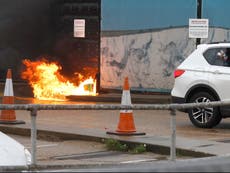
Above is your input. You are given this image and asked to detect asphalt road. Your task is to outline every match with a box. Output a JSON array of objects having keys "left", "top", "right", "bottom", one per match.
[
  {"left": 8, "top": 133, "right": 171, "bottom": 166},
  {"left": 11, "top": 96, "right": 230, "bottom": 142},
  {"left": 52, "top": 155, "right": 230, "bottom": 172},
  {"left": 12, "top": 106, "right": 230, "bottom": 141}
]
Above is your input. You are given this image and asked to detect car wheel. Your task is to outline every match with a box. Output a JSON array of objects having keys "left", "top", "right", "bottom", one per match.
[{"left": 188, "top": 92, "right": 222, "bottom": 128}]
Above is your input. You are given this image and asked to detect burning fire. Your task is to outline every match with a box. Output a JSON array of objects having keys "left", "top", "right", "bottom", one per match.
[{"left": 21, "top": 59, "right": 97, "bottom": 101}]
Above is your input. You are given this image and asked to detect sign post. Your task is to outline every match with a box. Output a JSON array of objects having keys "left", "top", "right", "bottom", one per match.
[
  {"left": 74, "top": 19, "right": 85, "bottom": 38},
  {"left": 189, "top": 18, "right": 209, "bottom": 39}
]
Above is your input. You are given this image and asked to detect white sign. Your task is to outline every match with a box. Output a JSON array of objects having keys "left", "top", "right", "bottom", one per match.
[
  {"left": 189, "top": 18, "right": 209, "bottom": 38},
  {"left": 74, "top": 19, "right": 85, "bottom": 38}
]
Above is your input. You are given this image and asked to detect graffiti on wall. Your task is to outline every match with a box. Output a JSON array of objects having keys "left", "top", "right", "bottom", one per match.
[{"left": 101, "top": 0, "right": 230, "bottom": 92}]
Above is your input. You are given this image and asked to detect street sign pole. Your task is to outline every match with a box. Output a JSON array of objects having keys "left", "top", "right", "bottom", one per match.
[{"left": 196, "top": 0, "right": 202, "bottom": 46}]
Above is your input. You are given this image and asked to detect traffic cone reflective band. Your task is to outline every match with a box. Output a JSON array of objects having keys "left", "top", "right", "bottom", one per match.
[
  {"left": 107, "top": 77, "right": 145, "bottom": 136},
  {"left": 0, "top": 69, "right": 25, "bottom": 124}
]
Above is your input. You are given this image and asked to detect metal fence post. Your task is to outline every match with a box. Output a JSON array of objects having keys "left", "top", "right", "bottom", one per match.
[
  {"left": 30, "top": 108, "right": 37, "bottom": 166},
  {"left": 170, "top": 108, "right": 176, "bottom": 161}
]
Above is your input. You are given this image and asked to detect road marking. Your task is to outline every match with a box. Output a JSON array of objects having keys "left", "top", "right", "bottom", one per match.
[
  {"left": 121, "top": 159, "right": 156, "bottom": 164},
  {"left": 26, "top": 143, "right": 59, "bottom": 149}
]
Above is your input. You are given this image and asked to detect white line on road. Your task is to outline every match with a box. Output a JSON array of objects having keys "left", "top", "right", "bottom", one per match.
[
  {"left": 121, "top": 159, "right": 156, "bottom": 164},
  {"left": 26, "top": 143, "right": 59, "bottom": 149}
]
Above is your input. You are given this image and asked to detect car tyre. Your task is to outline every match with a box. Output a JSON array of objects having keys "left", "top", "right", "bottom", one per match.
[{"left": 188, "top": 92, "right": 222, "bottom": 128}]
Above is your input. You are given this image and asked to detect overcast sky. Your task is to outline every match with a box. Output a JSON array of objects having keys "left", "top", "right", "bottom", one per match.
[{"left": 101, "top": 0, "right": 230, "bottom": 31}]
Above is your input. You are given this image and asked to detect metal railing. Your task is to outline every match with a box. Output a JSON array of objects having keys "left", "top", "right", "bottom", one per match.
[{"left": 1, "top": 100, "right": 230, "bottom": 166}]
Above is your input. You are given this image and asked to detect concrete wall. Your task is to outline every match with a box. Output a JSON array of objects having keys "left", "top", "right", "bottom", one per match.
[{"left": 100, "top": 0, "right": 230, "bottom": 92}]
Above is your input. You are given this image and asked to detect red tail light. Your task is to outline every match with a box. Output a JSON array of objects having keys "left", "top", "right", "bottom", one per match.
[{"left": 174, "top": 69, "right": 185, "bottom": 78}]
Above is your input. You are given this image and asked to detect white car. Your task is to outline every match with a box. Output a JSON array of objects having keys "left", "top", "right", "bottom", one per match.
[
  {"left": 0, "top": 131, "right": 31, "bottom": 167},
  {"left": 171, "top": 42, "right": 230, "bottom": 128}
]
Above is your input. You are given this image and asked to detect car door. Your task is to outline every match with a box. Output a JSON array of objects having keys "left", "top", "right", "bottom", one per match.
[{"left": 204, "top": 47, "right": 230, "bottom": 101}]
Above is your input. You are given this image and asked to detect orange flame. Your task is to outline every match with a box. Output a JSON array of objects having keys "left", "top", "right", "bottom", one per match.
[{"left": 21, "top": 59, "right": 97, "bottom": 101}]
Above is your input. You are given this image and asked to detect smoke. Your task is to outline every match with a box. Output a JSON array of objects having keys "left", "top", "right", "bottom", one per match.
[
  {"left": 0, "top": 0, "right": 99, "bottom": 83},
  {"left": 0, "top": 0, "right": 56, "bottom": 80}
]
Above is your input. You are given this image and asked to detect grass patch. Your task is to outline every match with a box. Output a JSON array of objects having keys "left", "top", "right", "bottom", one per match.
[
  {"left": 129, "top": 144, "right": 147, "bottom": 154},
  {"left": 104, "top": 138, "right": 147, "bottom": 154}
]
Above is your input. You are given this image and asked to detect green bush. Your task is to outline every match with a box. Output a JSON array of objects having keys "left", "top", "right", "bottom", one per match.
[
  {"left": 104, "top": 138, "right": 128, "bottom": 151},
  {"left": 129, "top": 144, "right": 147, "bottom": 154},
  {"left": 104, "top": 138, "right": 146, "bottom": 154}
]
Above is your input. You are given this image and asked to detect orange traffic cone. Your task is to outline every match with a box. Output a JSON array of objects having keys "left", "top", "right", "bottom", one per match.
[
  {"left": 107, "top": 77, "right": 145, "bottom": 136},
  {"left": 0, "top": 69, "right": 25, "bottom": 124}
]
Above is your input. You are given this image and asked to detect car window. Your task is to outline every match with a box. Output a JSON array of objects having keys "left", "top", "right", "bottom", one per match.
[{"left": 204, "top": 48, "right": 230, "bottom": 67}]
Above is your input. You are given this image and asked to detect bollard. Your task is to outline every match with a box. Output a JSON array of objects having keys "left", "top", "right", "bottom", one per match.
[
  {"left": 30, "top": 108, "right": 37, "bottom": 166},
  {"left": 170, "top": 109, "right": 176, "bottom": 161}
]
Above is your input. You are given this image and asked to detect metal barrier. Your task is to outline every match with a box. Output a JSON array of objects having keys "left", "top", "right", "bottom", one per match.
[{"left": 0, "top": 100, "right": 230, "bottom": 166}]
